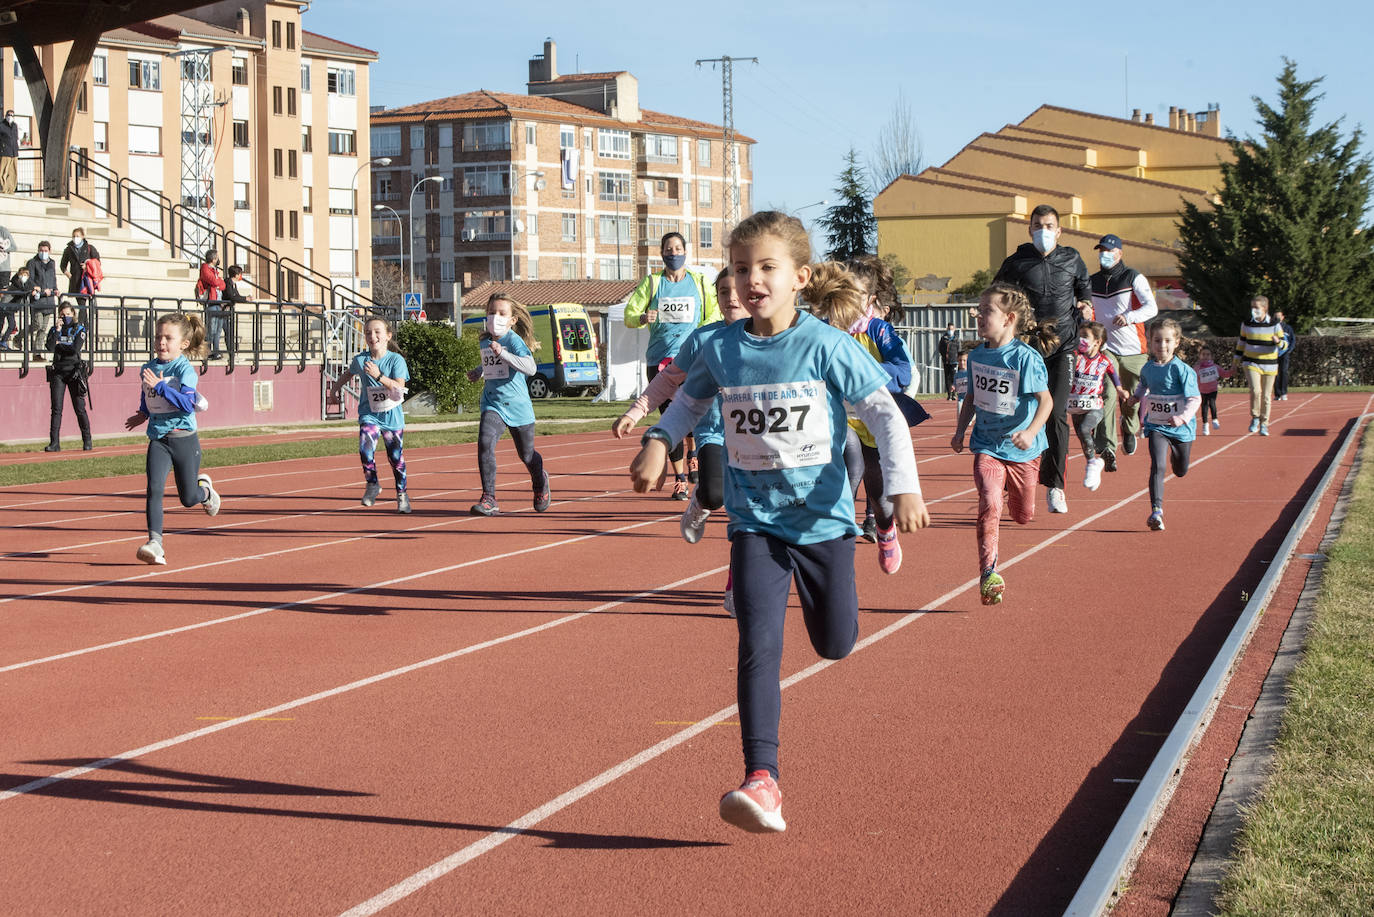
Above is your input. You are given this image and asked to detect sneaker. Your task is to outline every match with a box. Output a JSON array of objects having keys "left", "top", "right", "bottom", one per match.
[
  {"left": 876, "top": 525, "right": 902, "bottom": 575},
  {"left": 1101, "top": 451, "right": 1117, "bottom": 473},
  {"left": 860, "top": 514, "right": 877, "bottom": 544},
  {"left": 1047, "top": 487, "right": 1068, "bottom": 514},
  {"left": 136, "top": 540, "right": 166, "bottom": 565},
  {"left": 1259, "top": 423, "right": 1270, "bottom": 437},
  {"left": 671, "top": 479, "right": 690, "bottom": 501},
  {"left": 198, "top": 474, "right": 221, "bottom": 516},
  {"left": 1122, "top": 432, "right": 1137, "bottom": 456},
  {"left": 0, "top": 339, "right": 11, "bottom": 350},
  {"left": 1083, "top": 456, "right": 1104, "bottom": 492},
  {"left": 1212, "top": 419, "right": 1221, "bottom": 430},
  {"left": 680, "top": 493, "right": 711, "bottom": 544},
  {"left": 533, "top": 472, "right": 551, "bottom": 512},
  {"left": 980, "top": 569, "right": 1005, "bottom": 606},
  {"left": 719, "top": 770, "right": 785, "bottom": 833},
  {"left": 82, "top": 440, "right": 93, "bottom": 451},
  {"left": 1249, "top": 418, "right": 1260, "bottom": 433},
  {"left": 1148, "top": 508, "right": 1165, "bottom": 531},
  {"left": 397, "top": 492, "right": 412, "bottom": 514},
  {"left": 686, "top": 451, "right": 699, "bottom": 484},
  {"left": 43, "top": 442, "right": 60, "bottom": 452},
  {"left": 1202, "top": 424, "right": 1210, "bottom": 436},
  {"left": 361, "top": 482, "right": 381, "bottom": 507},
  {"left": 1280, "top": 394, "right": 1288, "bottom": 401},
  {"left": 469, "top": 494, "right": 500, "bottom": 516},
  {"left": 208, "top": 351, "right": 224, "bottom": 360},
  {"left": 723, "top": 588, "right": 736, "bottom": 618}
]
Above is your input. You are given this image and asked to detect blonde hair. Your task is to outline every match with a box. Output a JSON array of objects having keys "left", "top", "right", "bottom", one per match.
[
  {"left": 1250, "top": 294, "right": 1270, "bottom": 310},
  {"left": 1149, "top": 316, "right": 1183, "bottom": 343},
  {"left": 728, "top": 210, "right": 811, "bottom": 270},
  {"left": 804, "top": 261, "right": 868, "bottom": 333},
  {"left": 362, "top": 315, "right": 403, "bottom": 354},
  {"left": 157, "top": 312, "right": 208, "bottom": 360},
  {"left": 845, "top": 254, "right": 903, "bottom": 324},
  {"left": 980, "top": 282, "right": 1060, "bottom": 355},
  {"left": 486, "top": 293, "right": 539, "bottom": 351}
]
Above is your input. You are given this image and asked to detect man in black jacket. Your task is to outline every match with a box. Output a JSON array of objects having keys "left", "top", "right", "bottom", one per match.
[
  {"left": 0, "top": 110, "right": 19, "bottom": 195},
  {"left": 1273, "top": 309, "right": 1295, "bottom": 400},
  {"left": 26, "top": 241, "right": 60, "bottom": 359},
  {"left": 993, "top": 204, "right": 1091, "bottom": 514},
  {"left": 937, "top": 322, "right": 959, "bottom": 400}
]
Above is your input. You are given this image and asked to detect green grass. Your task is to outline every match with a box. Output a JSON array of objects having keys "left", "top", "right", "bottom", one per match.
[{"left": 1217, "top": 426, "right": 1374, "bottom": 915}]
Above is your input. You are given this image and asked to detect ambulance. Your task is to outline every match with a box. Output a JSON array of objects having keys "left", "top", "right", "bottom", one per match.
[{"left": 464, "top": 302, "right": 600, "bottom": 398}]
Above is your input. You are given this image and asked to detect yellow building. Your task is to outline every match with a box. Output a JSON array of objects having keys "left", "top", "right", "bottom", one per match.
[{"left": 875, "top": 104, "right": 1234, "bottom": 305}]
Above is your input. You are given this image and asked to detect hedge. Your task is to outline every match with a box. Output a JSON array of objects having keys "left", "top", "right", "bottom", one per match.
[
  {"left": 1178, "top": 336, "right": 1374, "bottom": 387},
  {"left": 395, "top": 321, "right": 483, "bottom": 412}
]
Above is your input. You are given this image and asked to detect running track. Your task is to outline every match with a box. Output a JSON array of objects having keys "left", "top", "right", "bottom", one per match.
[{"left": 2, "top": 392, "right": 1368, "bottom": 915}]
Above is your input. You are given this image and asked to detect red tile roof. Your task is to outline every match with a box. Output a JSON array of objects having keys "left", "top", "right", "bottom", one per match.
[
  {"left": 462, "top": 279, "right": 641, "bottom": 309},
  {"left": 542, "top": 71, "right": 628, "bottom": 83}
]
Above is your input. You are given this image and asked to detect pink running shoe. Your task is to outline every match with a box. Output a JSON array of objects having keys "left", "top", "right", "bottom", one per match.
[
  {"left": 719, "top": 770, "right": 785, "bottom": 833},
  {"left": 876, "top": 525, "right": 902, "bottom": 575}
]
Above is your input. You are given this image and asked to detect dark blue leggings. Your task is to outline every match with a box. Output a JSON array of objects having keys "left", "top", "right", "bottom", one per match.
[
  {"left": 730, "top": 532, "right": 859, "bottom": 781},
  {"left": 146, "top": 431, "right": 207, "bottom": 537}
]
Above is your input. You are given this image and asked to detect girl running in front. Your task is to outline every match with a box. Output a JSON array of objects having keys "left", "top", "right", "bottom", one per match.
[
  {"left": 1067, "top": 321, "right": 1129, "bottom": 492},
  {"left": 1193, "top": 345, "right": 1231, "bottom": 435},
  {"left": 466, "top": 293, "right": 550, "bottom": 516},
  {"left": 331, "top": 315, "right": 412, "bottom": 513},
  {"left": 612, "top": 268, "right": 749, "bottom": 611},
  {"left": 124, "top": 312, "right": 220, "bottom": 565},
  {"left": 628, "top": 211, "right": 929, "bottom": 834},
  {"left": 1125, "top": 318, "right": 1200, "bottom": 531},
  {"left": 950, "top": 283, "right": 1056, "bottom": 605}
]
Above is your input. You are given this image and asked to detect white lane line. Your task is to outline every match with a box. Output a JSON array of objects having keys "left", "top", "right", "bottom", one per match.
[
  {"left": 338, "top": 401, "right": 1319, "bottom": 915},
  {"left": 0, "top": 562, "right": 730, "bottom": 804}
]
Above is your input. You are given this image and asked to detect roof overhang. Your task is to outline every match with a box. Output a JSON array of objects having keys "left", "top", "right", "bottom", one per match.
[{"left": 0, "top": 0, "right": 211, "bottom": 47}]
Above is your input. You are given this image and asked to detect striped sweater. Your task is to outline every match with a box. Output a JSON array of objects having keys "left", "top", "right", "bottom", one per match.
[{"left": 1236, "top": 316, "right": 1286, "bottom": 376}]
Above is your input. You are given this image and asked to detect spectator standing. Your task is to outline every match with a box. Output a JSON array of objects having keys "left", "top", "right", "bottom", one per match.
[
  {"left": 0, "top": 110, "right": 19, "bottom": 195},
  {"left": 44, "top": 300, "right": 92, "bottom": 451},
  {"left": 937, "top": 321, "right": 959, "bottom": 400},
  {"left": 1089, "top": 234, "right": 1158, "bottom": 471},
  {"left": 26, "top": 241, "right": 59, "bottom": 360},
  {"left": 212, "top": 264, "right": 250, "bottom": 358},
  {"left": 993, "top": 204, "right": 1092, "bottom": 514},
  {"left": 196, "top": 250, "right": 226, "bottom": 359},
  {"left": 1274, "top": 309, "right": 1295, "bottom": 401},
  {"left": 60, "top": 227, "right": 100, "bottom": 312}
]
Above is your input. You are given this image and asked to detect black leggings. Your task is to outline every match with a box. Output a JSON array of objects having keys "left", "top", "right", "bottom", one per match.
[
  {"left": 1200, "top": 391, "right": 1219, "bottom": 425},
  {"left": 695, "top": 442, "right": 726, "bottom": 510},
  {"left": 1039, "top": 346, "right": 1073, "bottom": 490},
  {"left": 646, "top": 364, "right": 685, "bottom": 463},
  {"left": 1147, "top": 430, "right": 1191, "bottom": 509},
  {"left": 477, "top": 410, "right": 545, "bottom": 497},
  {"left": 146, "top": 431, "right": 207, "bottom": 537}
]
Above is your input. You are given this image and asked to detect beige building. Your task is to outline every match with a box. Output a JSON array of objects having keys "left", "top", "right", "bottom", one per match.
[
  {"left": 0, "top": 0, "right": 377, "bottom": 301},
  {"left": 369, "top": 39, "right": 754, "bottom": 317},
  {"left": 876, "top": 104, "right": 1234, "bottom": 305}
]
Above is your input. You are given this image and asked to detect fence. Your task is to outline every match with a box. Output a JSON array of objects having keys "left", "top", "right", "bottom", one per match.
[{"left": 890, "top": 303, "right": 978, "bottom": 395}]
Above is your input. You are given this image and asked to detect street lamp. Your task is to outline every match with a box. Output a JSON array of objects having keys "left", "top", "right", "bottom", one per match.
[
  {"left": 349, "top": 156, "right": 391, "bottom": 295},
  {"left": 794, "top": 199, "right": 829, "bottom": 216},
  {"left": 373, "top": 203, "right": 403, "bottom": 309},
  {"left": 409, "top": 175, "right": 444, "bottom": 296},
  {"left": 509, "top": 169, "right": 546, "bottom": 280}
]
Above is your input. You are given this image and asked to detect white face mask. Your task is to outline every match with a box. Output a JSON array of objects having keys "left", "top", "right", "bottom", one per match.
[
  {"left": 485, "top": 314, "right": 509, "bottom": 337},
  {"left": 73, "top": 237, "right": 84, "bottom": 247},
  {"left": 1251, "top": 308, "right": 1265, "bottom": 322},
  {"left": 1032, "top": 228, "right": 1057, "bottom": 253}
]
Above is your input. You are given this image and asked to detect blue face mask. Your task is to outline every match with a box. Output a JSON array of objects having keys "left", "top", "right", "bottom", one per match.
[
  {"left": 662, "top": 253, "right": 687, "bottom": 271},
  {"left": 1032, "top": 229, "right": 1056, "bottom": 254},
  {"left": 1099, "top": 252, "right": 1116, "bottom": 269}
]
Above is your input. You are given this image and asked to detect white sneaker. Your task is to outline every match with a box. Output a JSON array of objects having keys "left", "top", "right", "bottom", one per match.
[
  {"left": 1212, "top": 419, "right": 1221, "bottom": 429},
  {"left": 679, "top": 493, "right": 711, "bottom": 544},
  {"left": 1083, "top": 457, "right": 1104, "bottom": 492},
  {"left": 136, "top": 540, "right": 166, "bottom": 565},
  {"left": 1047, "top": 487, "right": 1068, "bottom": 514},
  {"left": 198, "top": 474, "right": 221, "bottom": 516}
]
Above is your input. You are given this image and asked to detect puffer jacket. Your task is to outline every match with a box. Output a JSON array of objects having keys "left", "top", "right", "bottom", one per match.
[{"left": 994, "top": 242, "right": 1091, "bottom": 352}]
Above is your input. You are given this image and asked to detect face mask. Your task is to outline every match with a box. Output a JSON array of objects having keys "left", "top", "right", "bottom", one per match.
[
  {"left": 38, "top": 251, "right": 49, "bottom": 262},
  {"left": 662, "top": 253, "right": 687, "bottom": 271},
  {"left": 17, "top": 275, "right": 27, "bottom": 284},
  {"left": 73, "top": 237, "right": 84, "bottom": 247},
  {"left": 63, "top": 314, "right": 74, "bottom": 325},
  {"left": 1032, "top": 229, "right": 1056, "bottom": 253},
  {"left": 485, "top": 314, "right": 509, "bottom": 337},
  {"left": 1251, "top": 308, "right": 1265, "bottom": 322},
  {"left": 1076, "top": 337, "right": 1092, "bottom": 354},
  {"left": 1098, "top": 252, "right": 1115, "bottom": 269}
]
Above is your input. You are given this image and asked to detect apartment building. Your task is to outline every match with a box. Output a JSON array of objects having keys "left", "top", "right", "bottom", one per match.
[
  {"left": 368, "top": 40, "right": 754, "bottom": 316},
  {"left": 0, "top": 0, "right": 377, "bottom": 300}
]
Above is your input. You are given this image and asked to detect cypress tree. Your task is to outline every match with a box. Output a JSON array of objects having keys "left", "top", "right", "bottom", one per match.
[{"left": 818, "top": 148, "right": 876, "bottom": 262}]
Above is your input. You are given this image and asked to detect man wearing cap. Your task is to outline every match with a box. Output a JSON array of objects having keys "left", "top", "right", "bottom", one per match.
[
  {"left": 1090, "top": 234, "right": 1157, "bottom": 469},
  {"left": 0, "top": 110, "right": 20, "bottom": 195}
]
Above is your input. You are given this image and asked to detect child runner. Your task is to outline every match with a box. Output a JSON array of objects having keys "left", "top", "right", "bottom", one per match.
[
  {"left": 1125, "top": 318, "right": 1200, "bottom": 531},
  {"left": 124, "top": 313, "right": 220, "bottom": 565},
  {"left": 628, "top": 211, "right": 929, "bottom": 833},
  {"left": 1194, "top": 345, "right": 1231, "bottom": 435},
  {"left": 331, "top": 315, "right": 411, "bottom": 513},
  {"left": 466, "top": 293, "right": 550, "bottom": 516},
  {"left": 950, "top": 283, "right": 1057, "bottom": 605},
  {"left": 1067, "top": 321, "right": 1129, "bottom": 492},
  {"left": 613, "top": 269, "right": 747, "bottom": 613},
  {"left": 1235, "top": 294, "right": 1285, "bottom": 436},
  {"left": 953, "top": 349, "right": 970, "bottom": 414}
]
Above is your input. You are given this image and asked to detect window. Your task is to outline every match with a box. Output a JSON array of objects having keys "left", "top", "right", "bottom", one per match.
[
  {"left": 644, "top": 134, "right": 678, "bottom": 163},
  {"left": 233, "top": 120, "right": 249, "bottom": 148},
  {"left": 375, "top": 175, "right": 392, "bottom": 197},
  {"left": 327, "top": 66, "right": 355, "bottom": 96},
  {"left": 232, "top": 58, "right": 248, "bottom": 85},
  {"left": 233, "top": 182, "right": 249, "bottom": 210},
  {"left": 526, "top": 212, "right": 538, "bottom": 234},
  {"left": 561, "top": 212, "right": 577, "bottom": 242},
  {"left": 440, "top": 215, "right": 453, "bottom": 238},
  {"left": 76, "top": 82, "right": 87, "bottom": 113},
  {"left": 301, "top": 128, "right": 312, "bottom": 152},
  {"left": 328, "top": 188, "right": 355, "bottom": 214},
  {"left": 273, "top": 149, "right": 283, "bottom": 177},
  {"left": 598, "top": 128, "right": 631, "bottom": 159},
  {"left": 561, "top": 257, "right": 578, "bottom": 280},
  {"left": 598, "top": 170, "right": 630, "bottom": 202},
  {"left": 489, "top": 257, "right": 506, "bottom": 282},
  {"left": 461, "top": 210, "right": 512, "bottom": 241},
  {"left": 128, "top": 59, "right": 160, "bottom": 90},
  {"left": 698, "top": 139, "right": 711, "bottom": 167},
  {"left": 699, "top": 222, "right": 714, "bottom": 249},
  {"left": 289, "top": 210, "right": 298, "bottom": 239},
  {"left": 699, "top": 180, "right": 711, "bottom": 205},
  {"left": 440, "top": 261, "right": 455, "bottom": 283},
  {"left": 128, "top": 125, "right": 160, "bottom": 154},
  {"left": 288, "top": 149, "right": 298, "bottom": 179},
  {"left": 271, "top": 20, "right": 282, "bottom": 48},
  {"left": 93, "top": 122, "right": 108, "bottom": 153},
  {"left": 286, "top": 21, "right": 296, "bottom": 49},
  {"left": 461, "top": 164, "right": 509, "bottom": 197},
  {"left": 287, "top": 87, "right": 296, "bottom": 117},
  {"left": 300, "top": 62, "right": 311, "bottom": 91},
  {"left": 301, "top": 186, "right": 311, "bottom": 213},
  {"left": 274, "top": 209, "right": 285, "bottom": 238},
  {"left": 598, "top": 215, "right": 634, "bottom": 244},
  {"left": 559, "top": 125, "right": 575, "bottom": 150},
  {"left": 328, "top": 130, "right": 356, "bottom": 155},
  {"left": 462, "top": 121, "right": 510, "bottom": 151},
  {"left": 372, "top": 126, "right": 401, "bottom": 157},
  {"left": 525, "top": 123, "right": 536, "bottom": 145},
  {"left": 438, "top": 124, "right": 453, "bottom": 149},
  {"left": 598, "top": 257, "right": 634, "bottom": 280},
  {"left": 527, "top": 259, "right": 539, "bottom": 280},
  {"left": 92, "top": 55, "right": 107, "bottom": 86},
  {"left": 273, "top": 86, "right": 283, "bottom": 115},
  {"left": 642, "top": 218, "right": 680, "bottom": 244},
  {"left": 409, "top": 126, "right": 423, "bottom": 152}
]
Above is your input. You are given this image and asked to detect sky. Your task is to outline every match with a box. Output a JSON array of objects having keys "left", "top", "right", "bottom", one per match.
[{"left": 305, "top": 0, "right": 1374, "bottom": 222}]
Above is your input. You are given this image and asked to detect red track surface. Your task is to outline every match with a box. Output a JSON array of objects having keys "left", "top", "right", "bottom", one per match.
[{"left": 2, "top": 392, "right": 1369, "bottom": 916}]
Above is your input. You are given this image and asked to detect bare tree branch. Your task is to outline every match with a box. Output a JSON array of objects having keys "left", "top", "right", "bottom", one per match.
[{"left": 869, "top": 89, "right": 925, "bottom": 192}]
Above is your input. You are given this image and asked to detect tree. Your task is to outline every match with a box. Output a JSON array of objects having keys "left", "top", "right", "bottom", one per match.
[
  {"left": 1178, "top": 60, "right": 1374, "bottom": 334},
  {"left": 370, "top": 259, "right": 407, "bottom": 313},
  {"left": 879, "top": 252, "right": 913, "bottom": 297},
  {"left": 818, "top": 148, "right": 875, "bottom": 262},
  {"left": 869, "top": 89, "right": 924, "bottom": 192},
  {"left": 950, "top": 268, "right": 994, "bottom": 302}
]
